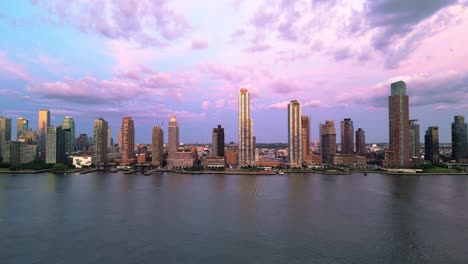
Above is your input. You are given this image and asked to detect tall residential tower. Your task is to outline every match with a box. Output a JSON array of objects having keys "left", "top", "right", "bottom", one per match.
[
  {"left": 238, "top": 88, "right": 254, "bottom": 166},
  {"left": 388, "top": 81, "right": 410, "bottom": 167},
  {"left": 288, "top": 100, "right": 302, "bottom": 167},
  {"left": 340, "top": 118, "right": 354, "bottom": 154},
  {"left": 212, "top": 125, "right": 225, "bottom": 157},
  {"left": 93, "top": 118, "right": 108, "bottom": 164},
  {"left": 120, "top": 117, "right": 135, "bottom": 164},
  {"left": 451, "top": 116, "right": 467, "bottom": 162}
]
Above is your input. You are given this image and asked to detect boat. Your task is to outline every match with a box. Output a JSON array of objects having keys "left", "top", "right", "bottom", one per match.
[
  {"left": 124, "top": 170, "right": 136, "bottom": 175},
  {"left": 363, "top": 173, "right": 368, "bottom": 176},
  {"left": 144, "top": 170, "right": 153, "bottom": 176},
  {"left": 109, "top": 168, "right": 118, "bottom": 173},
  {"left": 276, "top": 170, "right": 285, "bottom": 175}
]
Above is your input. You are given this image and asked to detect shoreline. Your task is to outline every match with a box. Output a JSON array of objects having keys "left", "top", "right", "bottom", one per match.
[{"left": 1, "top": 169, "right": 467, "bottom": 176}]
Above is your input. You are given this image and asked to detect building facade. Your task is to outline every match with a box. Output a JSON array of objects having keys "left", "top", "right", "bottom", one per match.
[
  {"left": 212, "top": 125, "right": 225, "bottom": 157},
  {"left": 341, "top": 118, "right": 354, "bottom": 154},
  {"left": 301, "top": 116, "right": 311, "bottom": 162},
  {"left": 388, "top": 81, "right": 410, "bottom": 167},
  {"left": 451, "top": 116, "right": 467, "bottom": 162},
  {"left": 168, "top": 116, "right": 179, "bottom": 159},
  {"left": 320, "top": 120, "right": 337, "bottom": 165},
  {"left": 424, "top": 126, "right": 439, "bottom": 164},
  {"left": 355, "top": 128, "right": 366, "bottom": 156},
  {"left": 0, "top": 117, "right": 12, "bottom": 162},
  {"left": 38, "top": 109, "right": 50, "bottom": 156},
  {"left": 93, "top": 118, "right": 108, "bottom": 164},
  {"left": 238, "top": 88, "right": 254, "bottom": 166},
  {"left": 46, "top": 126, "right": 66, "bottom": 164},
  {"left": 409, "top": 119, "right": 420, "bottom": 159},
  {"left": 16, "top": 117, "right": 28, "bottom": 139},
  {"left": 61, "top": 116, "right": 75, "bottom": 152},
  {"left": 288, "top": 100, "right": 302, "bottom": 167},
  {"left": 151, "top": 125, "right": 164, "bottom": 166},
  {"left": 120, "top": 117, "right": 135, "bottom": 164}
]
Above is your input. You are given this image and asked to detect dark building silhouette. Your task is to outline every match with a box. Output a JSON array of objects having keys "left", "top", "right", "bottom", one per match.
[
  {"left": 301, "top": 116, "right": 311, "bottom": 162},
  {"left": 212, "top": 125, "right": 225, "bottom": 157},
  {"left": 355, "top": 128, "right": 366, "bottom": 156},
  {"left": 425, "top": 126, "right": 439, "bottom": 164},
  {"left": 77, "top": 134, "right": 89, "bottom": 150},
  {"left": 320, "top": 120, "right": 336, "bottom": 164},
  {"left": 341, "top": 118, "right": 354, "bottom": 154},
  {"left": 409, "top": 120, "right": 420, "bottom": 158},
  {"left": 451, "top": 116, "right": 467, "bottom": 162},
  {"left": 388, "top": 81, "right": 410, "bottom": 167}
]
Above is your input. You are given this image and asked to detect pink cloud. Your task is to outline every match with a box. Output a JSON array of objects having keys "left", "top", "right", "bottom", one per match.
[
  {"left": 191, "top": 39, "right": 208, "bottom": 50},
  {"left": 269, "top": 79, "right": 301, "bottom": 94},
  {"left": 0, "top": 52, "right": 31, "bottom": 80},
  {"left": 33, "top": 0, "right": 190, "bottom": 45}
]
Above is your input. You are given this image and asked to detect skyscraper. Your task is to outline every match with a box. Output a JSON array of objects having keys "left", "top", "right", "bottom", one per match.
[
  {"left": 424, "top": 126, "right": 439, "bottom": 164},
  {"left": 151, "top": 126, "right": 164, "bottom": 166},
  {"left": 168, "top": 116, "right": 179, "bottom": 159},
  {"left": 77, "top": 134, "right": 89, "bottom": 150},
  {"left": 301, "top": 116, "right": 310, "bottom": 162},
  {"left": 212, "top": 125, "right": 225, "bottom": 157},
  {"left": 355, "top": 128, "right": 366, "bottom": 156},
  {"left": 320, "top": 120, "right": 336, "bottom": 164},
  {"left": 408, "top": 120, "right": 420, "bottom": 159},
  {"left": 120, "top": 117, "right": 135, "bottom": 164},
  {"left": 340, "top": 118, "right": 354, "bottom": 154},
  {"left": 388, "top": 81, "right": 410, "bottom": 167},
  {"left": 238, "top": 88, "right": 254, "bottom": 166},
  {"left": 61, "top": 116, "right": 75, "bottom": 152},
  {"left": 107, "top": 126, "right": 112, "bottom": 148},
  {"left": 288, "top": 100, "right": 302, "bottom": 167},
  {"left": 93, "top": 118, "right": 108, "bottom": 164},
  {"left": 451, "top": 116, "right": 467, "bottom": 162},
  {"left": 46, "top": 126, "right": 66, "bottom": 164},
  {"left": 16, "top": 117, "right": 28, "bottom": 139},
  {"left": 38, "top": 109, "right": 50, "bottom": 155},
  {"left": 0, "top": 117, "right": 12, "bottom": 161}
]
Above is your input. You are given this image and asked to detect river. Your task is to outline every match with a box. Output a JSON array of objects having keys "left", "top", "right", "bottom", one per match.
[{"left": 1, "top": 172, "right": 467, "bottom": 263}]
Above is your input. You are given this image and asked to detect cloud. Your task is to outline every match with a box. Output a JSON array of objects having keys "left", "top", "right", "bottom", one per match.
[
  {"left": 0, "top": 88, "right": 31, "bottom": 100},
  {"left": 434, "top": 105, "right": 449, "bottom": 110},
  {"left": 270, "top": 79, "right": 301, "bottom": 94},
  {"left": 0, "top": 52, "right": 31, "bottom": 80},
  {"left": 32, "top": 0, "right": 190, "bottom": 45},
  {"left": 191, "top": 39, "right": 208, "bottom": 50},
  {"left": 337, "top": 70, "right": 468, "bottom": 108},
  {"left": 303, "top": 100, "right": 321, "bottom": 108},
  {"left": 26, "top": 67, "right": 195, "bottom": 104},
  {"left": 244, "top": 44, "right": 271, "bottom": 53},
  {"left": 267, "top": 101, "right": 290, "bottom": 109}
]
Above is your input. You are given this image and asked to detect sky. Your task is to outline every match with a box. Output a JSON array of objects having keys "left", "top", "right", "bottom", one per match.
[{"left": 0, "top": 0, "right": 468, "bottom": 144}]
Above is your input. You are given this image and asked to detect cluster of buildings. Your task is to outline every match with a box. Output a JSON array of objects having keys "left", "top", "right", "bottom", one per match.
[{"left": 0, "top": 80, "right": 467, "bottom": 169}]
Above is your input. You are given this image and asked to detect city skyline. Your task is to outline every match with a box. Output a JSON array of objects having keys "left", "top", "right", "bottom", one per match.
[{"left": 0, "top": 1, "right": 468, "bottom": 143}]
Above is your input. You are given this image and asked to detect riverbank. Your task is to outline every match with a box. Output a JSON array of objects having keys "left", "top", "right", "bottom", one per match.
[{"left": 0, "top": 169, "right": 51, "bottom": 174}]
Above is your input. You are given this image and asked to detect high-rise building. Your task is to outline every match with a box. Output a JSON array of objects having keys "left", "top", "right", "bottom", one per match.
[
  {"left": 340, "top": 118, "right": 354, "bottom": 154},
  {"left": 355, "top": 128, "right": 366, "bottom": 156},
  {"left": 120, "top": 117, "right": 135, "bottom": 164},
  {"left": 61, "top": 116, "right": 75, "bottom": 152},
  {"left": 238, "top": 88, "right": 254, "bottom": 166},
  {"left": 93, "top": 118, "right": 108, "bottom": 164},
  {"left": 151, "top": 126, "right": 164, "bottom": 166},
  {"left": 118, "top": 128, "right": 123, "bottom": 150},
  {"left": 212, "top": 125, "right": 225, "bottom": 157},
  {"left": 0, "top": 117, "right": 12, "bottom": 161},
  {"left": 424, "top": 126, "right": 439, "bottom": 164},
  {"left": 168, "top": 116, "right": 179, "bottom": 159},
  {"left": 288, "top": 100, "right": 302, "bottom": 167},
  {"left": 16, "top": 117, "right": 28, "bottom": 139},
  {"left": 409, "top": 120, "right": 420, "bottom": 158},
  {"left": 46, "top": 126, "right": 66, "bottom": 164},
  {"left": 25, "top": 129, "right": 38, "bottom": 144},
  {"left": 451, "top": 116, "right": 467, "bottom": 162},
  {"left": 388, "top": 81, "right": 410, "bottom": 167},
  {"left": 107, "top": 127, "right": 112, "bottom": 148},
  {"left": 77, "top": 134, "right": 89, "bottom": 150},
  {"left": 38, "top": 109, "right": 50, "bottom": 155},
  {"left": 301, "top": 116, "right": 310, "bottom": 162},
  {"left": 320, "top": 120, "right": 336, "bottom": 164}
]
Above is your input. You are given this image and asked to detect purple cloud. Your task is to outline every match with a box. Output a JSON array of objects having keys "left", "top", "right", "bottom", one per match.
[
  {"left": 270, "top": 79, "right": 301, "bottom": 94},
  {"left": 191, "top": 39, "right": 208, "bottom": 50},
  {"left": 32, "top": 0, "right": 190, "bottom": 45}
]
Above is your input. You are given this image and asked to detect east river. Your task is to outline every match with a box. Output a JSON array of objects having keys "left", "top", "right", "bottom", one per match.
[{"left": 1, "top": 172, "right": 468, "bottom": 263}]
